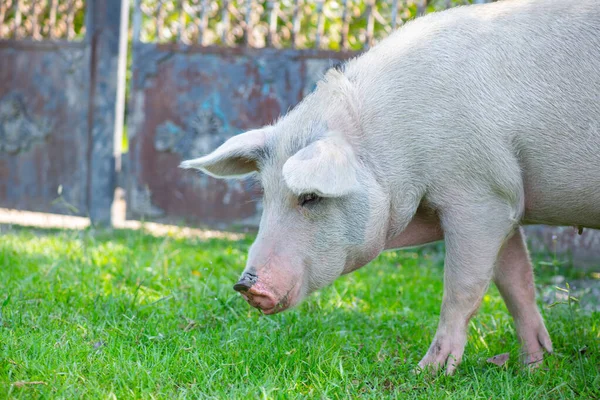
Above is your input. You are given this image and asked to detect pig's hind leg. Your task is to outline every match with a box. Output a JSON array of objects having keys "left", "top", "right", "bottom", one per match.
[
  {"left": 493, "top": 227, "right": 552, "bottom": 365},
  {"left": 418, "top": 196, "right": 519, "bottom": 375}
]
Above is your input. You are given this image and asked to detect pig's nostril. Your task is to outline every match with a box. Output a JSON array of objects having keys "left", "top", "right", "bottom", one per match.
[
  {"left": 233, "top": 271, "right": 258, "bottom": 292},
  {"left": 233, "top": 280, "right": 252, "bottom": 292},
  {"left": 245, "top": 272, "right": 258, "bottom": 280}
]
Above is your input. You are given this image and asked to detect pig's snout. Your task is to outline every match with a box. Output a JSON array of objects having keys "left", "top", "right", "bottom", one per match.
[
  {"left": 233, "top": 271, "right": 258, "bottom": 292},
  {"left": 232, "top": 270, "right": 287, "bottom": 314}
]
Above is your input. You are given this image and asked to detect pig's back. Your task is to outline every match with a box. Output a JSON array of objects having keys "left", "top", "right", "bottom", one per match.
[{"left": 346, "top": 0, "right": 600, "bottom": 228}]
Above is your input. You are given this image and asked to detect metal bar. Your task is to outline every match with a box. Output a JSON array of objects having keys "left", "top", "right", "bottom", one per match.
[
  {"left": 30, "top": 0, "right": 41, "bottom": 40},
  {"left": 48, "top": 0, "right": 58, "bottom": 39},
  {"left": 178, "top": 0, "right": 185, "bottom": 43},
  {"left": 0, "top": 37, "right": 88, "bottom": 49},
  {"left": 87, "top": 0, "right": 125, "bottom": 225},
  {"left": 198, "top": 0, "right": 208, "bottom": 46},
  {"left": 391, "top": 0, "right": 398, "bottom": 30},
  {"left": 0, "top": 2, "right": 8, "bottom": 38},
  {"left": 244, "top": 0, "right": 253, "bottom": 47},
  {"left": 132, "top": 0, "right": 142, "bottom": 42},
  {"left": 67, "top": 0, "right": 76, "bottom": 40},
  {"left": 13, "top": 0, "right": 22, "bottom": 39},
  {"left": 291, "top": 0, "right": 301, "bottom": 49},
  {"left": 0, "top": 0, "right": 9, "bottom": 30},
  {"left": 417, "top": 0, "right": 427, "bottom": 17},
  {"left": 340, "top": 0, "right": 349, "bottom": 50},
  {"left": 315, "top": 0, "right": 324, "bottom": 49},
  {"left": 267, "top": 0, "right": 277, "bottom": 47},
  {"left": 84, "top": 0, "right": 92, "bottom": 41},
  {"left": 221, "top": 0, "right": 230, "bottom": 45},
  {"left": 156, "top": 0, "right": 164, "bottom": 42},
  {"left": 365, "top": 0, "right": 374, "bottom": 48}
]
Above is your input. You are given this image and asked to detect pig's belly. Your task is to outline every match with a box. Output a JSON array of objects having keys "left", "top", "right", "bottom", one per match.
[
  {"left": 515, "top": 125, "right": 600, "bottom": 229},
  {"left": 521, "top": 165, "right": 600, "bottom": 229}
]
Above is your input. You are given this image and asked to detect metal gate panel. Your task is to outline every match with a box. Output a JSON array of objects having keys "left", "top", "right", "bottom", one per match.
[
  {"left": 0, "top": 41, "right": 91, "bottom": 217},
  {"left": 0, "top": 0, "right": 124, "bottom": 224},
  {"left": 127, "top": 43, "right": 345, "bottom": 228}
]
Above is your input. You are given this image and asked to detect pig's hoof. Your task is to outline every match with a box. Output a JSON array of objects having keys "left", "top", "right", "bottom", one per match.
[
  {"left": 417, "top": 354, "right": 461, "bottom": 376},
  {"left": 417, "top": 336, "right": 466, "bottom": 376},
  {"left": 520, "top": 322, "right": 553, "bottom": 367}
]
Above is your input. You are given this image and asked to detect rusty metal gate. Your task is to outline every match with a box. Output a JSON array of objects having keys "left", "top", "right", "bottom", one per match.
[
  {"left": 1, "top": 0, "right": 597, "bottom": 266},
  {"left": 0, "top": 0, "right": 125, "bottom": 224},
  {"left": 125, "top": 0, "right": 470, "bottom": 229},
  {"left": 0, "top": 0, "right": 495, "bottom": 229}
]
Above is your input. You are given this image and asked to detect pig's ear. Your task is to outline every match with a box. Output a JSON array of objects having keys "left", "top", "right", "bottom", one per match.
[
  {"left": 282, "top": 133, "right": 359, "bottom": 197},
  {"left": 179, "top": 129, "right": 267, "bottom": 178}
]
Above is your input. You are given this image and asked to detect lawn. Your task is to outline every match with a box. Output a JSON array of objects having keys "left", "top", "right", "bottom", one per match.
[{"left": 1, "top": 225, "right": 598, "bottom": 399}]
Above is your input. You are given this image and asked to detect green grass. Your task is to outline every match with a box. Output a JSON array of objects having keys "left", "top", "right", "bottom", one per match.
[{"left": 1, "top": 225, "right": 598, "bottom": 399}]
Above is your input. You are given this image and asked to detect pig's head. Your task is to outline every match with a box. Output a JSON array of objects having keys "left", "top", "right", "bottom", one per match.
[{"left": 181, "top": 70, "right": 391, "bottom": 314}]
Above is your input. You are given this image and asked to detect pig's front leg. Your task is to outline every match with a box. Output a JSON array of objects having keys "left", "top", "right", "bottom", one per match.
[
  {"left": 418, "top": 199, "right": 518, "bottom": 375},
  {"left": 493, "top": 227, "right": 552, "bottom": 365}
]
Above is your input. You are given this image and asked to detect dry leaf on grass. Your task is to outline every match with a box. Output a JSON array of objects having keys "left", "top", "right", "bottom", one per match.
[
  {"left": 486, "top": 352, "right": 510, "bottom": 367},
  {"left": 12, "top": 381, "right": 47, "bottom": 388}
]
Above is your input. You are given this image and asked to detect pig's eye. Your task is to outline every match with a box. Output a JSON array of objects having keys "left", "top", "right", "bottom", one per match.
[{"left": 298, "top": 193, "right": 321, "bottom": 207}]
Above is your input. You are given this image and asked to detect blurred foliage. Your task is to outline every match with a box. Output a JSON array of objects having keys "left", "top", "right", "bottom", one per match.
[
  {"left": 137, "top": 0, "right": 491, "bottom": 50},
  {"left": 0, "top": 0, "right": 86, "bottom": 41}
]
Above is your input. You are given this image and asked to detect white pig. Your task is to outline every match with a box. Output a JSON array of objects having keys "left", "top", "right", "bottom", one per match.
[{"left": 181, "top": 0, "right": 600, "bottom": 374}]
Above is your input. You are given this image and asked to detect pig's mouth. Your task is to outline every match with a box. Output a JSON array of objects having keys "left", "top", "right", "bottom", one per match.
[{"left": 263, "top": 284, "right": 300, "bottom": 314}]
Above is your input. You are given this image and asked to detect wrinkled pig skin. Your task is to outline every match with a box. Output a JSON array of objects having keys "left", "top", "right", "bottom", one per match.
[{"left": 181, "top": 0, "right": 600, "bottom": 375}]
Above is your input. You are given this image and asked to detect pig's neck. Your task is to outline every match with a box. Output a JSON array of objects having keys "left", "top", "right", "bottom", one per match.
[{"left": 384, "top": 207, "right": 444, "bottom": 250}]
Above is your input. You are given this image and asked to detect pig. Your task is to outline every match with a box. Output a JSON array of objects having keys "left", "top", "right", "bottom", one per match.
[{"left": 181, "top": 0, "right": 600, "bottom": 375}]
